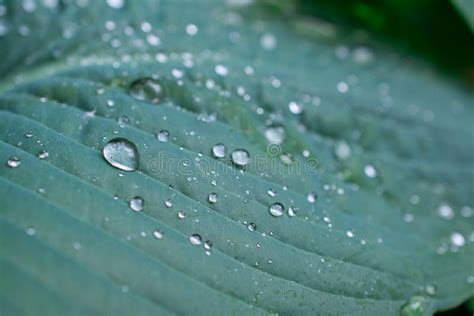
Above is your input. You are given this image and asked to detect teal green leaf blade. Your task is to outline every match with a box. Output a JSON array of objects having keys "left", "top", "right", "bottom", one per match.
[{"left": 0, "top": 1, "right": 473, "bottom": 315}]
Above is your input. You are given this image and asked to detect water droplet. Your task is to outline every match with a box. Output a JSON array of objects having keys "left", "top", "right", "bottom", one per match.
[
  {"left": 212, "top": 143, "right": 226, "bottom": 158},
  {"left": 118, "top": 115, "right": 129, "bottom": 127},
  {"left": 425, "top": 284, "right": 436, "bottom": 296},
  {"left": 307, "top": 192, "right": 317, "bottom": 203},
  {"left": 204, "top": 240, "right": 213, "bottom": 252},
  {"left": 231, "top": 149, "right": 250, "bottom": 167},
  {"left": 25, "top": 227, "right": 35, "bottom": 236},
  {"left": 103, "top": 138, "right": 139, "bottom": 171},
  {"left": 400, "top": 296, "right": 427, "bottom": 316},
  {"left": 269, "top": 202, "right": 284, "bottom": 217},
  {"left": 164, "top": 199, "right": 173, "bottom": 208},
  {"left": 129, "top": 78, "right": 163, "bottom": 104},
  {"left": 189, "top": 234, "right": 202, "bottom": 246},
  {"left": 177, "top": 211, "right": 186, "bottom": 219},
  {"left": 153, "top": 229, "right": 164, "bottom": 239},
  {"left": 106, "top": 0, "right": 124, "bottom": 9},
  {"left": 450, "top": 232, "right": 465, "bottom": 247},
  {"left": 334, "top": 141, "right": 351, "bottom": 160},
  {"left": 214, "top": 64, "right": 229, "bottom": 76},
  {"left": 267, "top": 189, "right": 276, "bottom": 197},
  {"left": 438, "top": 203, "right": 454, "bottom": 220},
  {"left": 265, "top": 126, "right": 285, "bottom": 145},
  {"left": 346, "top": 230, "right": 354, "bottom": 238},
  {"left": 247, "top": 223, "right": 257, "bottom": 232},
  {"left": 288, "top": 206, "right": 297, "bottom": 217},
  {"left": 157, "top": 130, "right": 170, "bottom": 142},
  {"left": 364, "top": 164, "right": 377, "bottom": 178},
  {"left": 186, "top": 24, "right": 198, "bottom": 36},
  {"left": 129, "top": 197, "right": 144, "bottom": 212},
  {"left": 208, "top": 192, "right": 218, "bottom": 204},
  {"left": 25, "top": 131, "right": 34, "bottom": 138},
  {"left": 288, "top": 101, "right": 303, "bottom": 114},
  {"left": 37, "top": 150, "right": 49, "bottom": 159},
  {"left": 6, "top": 156, "right": 21, "bottom": 168}
]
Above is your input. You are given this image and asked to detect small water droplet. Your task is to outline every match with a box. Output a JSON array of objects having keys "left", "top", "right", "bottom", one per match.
[
  {"left": 177, "top": 211, "right": 186, "bottom": 219},
  {"left": 260, "top": 33, "right": 277, "bottom": 50},
  {"left": 231, "top": 149, "right": 250, "bottom": 167},
  {"left": 25, "top": 227, "right": 35, "bottom": 236},
  {"left": 129, "top": 197, "right": 144, "bottom": 212},
  {"left": 164, "top": 199, "right": 173, "bottom": 208},
  {"left": 269, "top": 202, "right": 284, "bottom": 217},
  {"left": 450, "top": 232, "right": 465, "bottom": 247},
  {"left": 346, "top": 230, "right": 354, "bottom": 238},
  {"left": 438, "top": 203, "right": 454, "bottom": 220},
  {"left": 118, "top": 115, "right": 129, "bottom": 127},
  {"left": 265, "top": 126, "right": 285, "bottom": 145},
  {"left": 212, "top": 143, "right": 226, "bottom": 158},
  {"left": 425, "top": 284, "right": 436, "bottom": 296},
  {"left": 6, "top": 156, "right": 21, "bottom": 168},
  {"left": 334, "top": 141, "right": 351, "bottom": 160},
  {"left": 214, "top": 64, "right": 229, "bottom": 76},
  {"left": 189, "top": 234, "right": 202, "bottom": 246},
  {"left": 307, "top": 192, "right": 317, "bottom": 203},
  {"left": 288, "top": 101, "right": 303, "bottom": 114},
  {"left": 267, "top": 189, "right": 276, "bottom": 197},
  {"left": 364, "top": 164, "right": 377, "bottom": 178},
  {"left": 204, "top": 240, "right": 213, "bottom": 250},
  {"left": 153, "top": 229, "right": 164, "bottom": 239},
  {"left": 288, "top": 206, "right": 297, "bottom": 217},
  {"left": 37, "top": 150, "right": 49, "bottom": 159},
  {"left": 186, "top": 24, "right": 198, "bottom": 36},
  {"left": 103, "top": 138, "right": 138, "bottom": 171},
  {"left": 25, "top": 131, "right": 34, "bottom": 138},
  {"left": 129, "top": 78, "right": 163, "bottom": 104},
  {"left": 208, "top": 192, "right": 218, "bottom": 204},
  {"left": 106, "top": 0, "right": 124, "bottom": 9},
  {"left": 337, "top": 81, "right": 349, "bottom": 94},
  {"left": 247, "top": 223, "right": 257, "bottom": 232},
  {"left": 400, "top": 296, "right": 427, "bottom": 316},
  {"left": 154, "top": 129, "right": 170, "bottom": 142}
]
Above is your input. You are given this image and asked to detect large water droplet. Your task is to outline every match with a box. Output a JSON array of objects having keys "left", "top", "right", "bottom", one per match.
[
  {"left": 231, "top": 149, "right": 250, "bottom": 167},
  {"left": 400, "top": 296, "right": 427, "bottom": 316},
  {"left": 129, "top": 78, "right": 163, "bottom": 104},
  {"left": 189, "top": 234, "right": 202, "bottom": 246},
  {"left": 269, "top": 202, "right": 284, "bottom": 217},
  {"left": 157, "top": 130, "right": 170, "bottom": 142},
  {"left": 129, "top": 197, "right": 144, "bottom": 212},
  {"left": 212, "top": 143, "right": 226, "bottom": 158},
  {"left": 6, "top": 156, "right": 21, "bottom": 168},
  {"left": 103, "top": 138, "right": 138, "bottom": 171}
]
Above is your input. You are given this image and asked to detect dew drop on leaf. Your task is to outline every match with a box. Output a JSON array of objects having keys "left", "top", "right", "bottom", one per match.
[
  {"left": 265, "top": 126, "right": 285, "bottom": 145},
  {"left": 212, "top": 143, "right": 226, "bottom": 158},
  {"left": 204, "top": 240, "right": 213, "bottom": 250},
  {"left": 231, "top": 149, "right": 250, "bottom": 167},
  {"left": 208, "top": 192, "right": 218, "bottom": 204},
  {"left": 177, "top": 211, "right": 186, "bottom": 219},
  {"left": 364, "top": 164, "right": 377, "bottom": 178},
  {"left": 247, "top": 223, "right": 257, "bottom": 232},
  {"left": 103, "top": 138, "right": 139, "bottom": 171},
  {"left": 6, "top": 156, "right": 21, "bottom": 168},
  {"left": 129, "top": 77, "right": 163, "bottom": 104},
  {"left": 189, "top": 234, "right": 202, "bottom": 246},
  {"left": 288, "top": 206, "right": 297, "bottom": 217},
  {"left": 307, "top": 192, "right": 317, "bottom": 203},
  {"left": 129, "top": 197, "right": 144, "bottom": 212},
  {"left": 153, "top": 229, "right": 164, "bottom": 240},
  {"left": 269, "top": 202, "right": 284, "bottom": 217},
  {"left": 157, "top": 130, "right": 170, "bottom": 142},
  {"left": 400, "top": 296, "right": 427, "bottom": 316},
  {"left": 37, "top": 150, "right": 49, "bottom": 159}
]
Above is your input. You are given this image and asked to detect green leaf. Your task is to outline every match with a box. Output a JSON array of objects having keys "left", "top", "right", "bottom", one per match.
[
  {"left": 452, "top": 0, "right": 474, "bottom": 31},
  {"left": 0, "top": 1, "right": 473, "bottom": 315}
]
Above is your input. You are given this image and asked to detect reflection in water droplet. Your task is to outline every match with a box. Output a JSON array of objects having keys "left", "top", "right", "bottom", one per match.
[
  {"left": 103, "top": 138, "right": 139, "bottom": 171},
  {"left": 189, "top": 234, "right": 202, "bottom": 246},
  {"left": 212, "top": 143, "right": 226, "bottom": 158},
  {"left": 177, "top": 211, "right": 186, "bottom": 219},
  {"left": 267, "top": 189, "right": 276, "bottom": 197},
  {"left": 6, "top": 156, "right": 21, "bottom": 168},
  {"left": 450, "top": 232, "right": 465, "bottom": 247},
  {"left": 129, "top": 78, "right": 163, "bottom": 104},
  {"left": 288, "top": 101, "right": 303, "bottom": 114},
  {"left": 400, "top": 296, "right": 427, "bottom": 316},
  {"left": 269, "top": 203, "right": 284, "bottom": 217},
  {"left": 346, "top": 230, "right": 354, "bottom": 238},
  {"left": 438, "top": 203, "right": 454, "bottom": 220},
  {"left": 204, "top": 240, "right": 213, "bottom": 250},
  {"left": 334, "top": 141, "right": 351, "bottom": 160},
  {"left": 208, "top": 192, "right": 218, "bottom": 204},
  {"left": 231, "top": 149, "right": 250, "bottom": 167},
  {"left": 157, "top": 130, "right": 170, "bottom": 142},
  {"left": 129, "top": 197, "right": 144, "bottom": 212},
  {"left": 247, "top": 223, "right": 257, "bottom": 232},
  {"left": 153, "top": 230, "right": 163, "bottom": 239}
]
